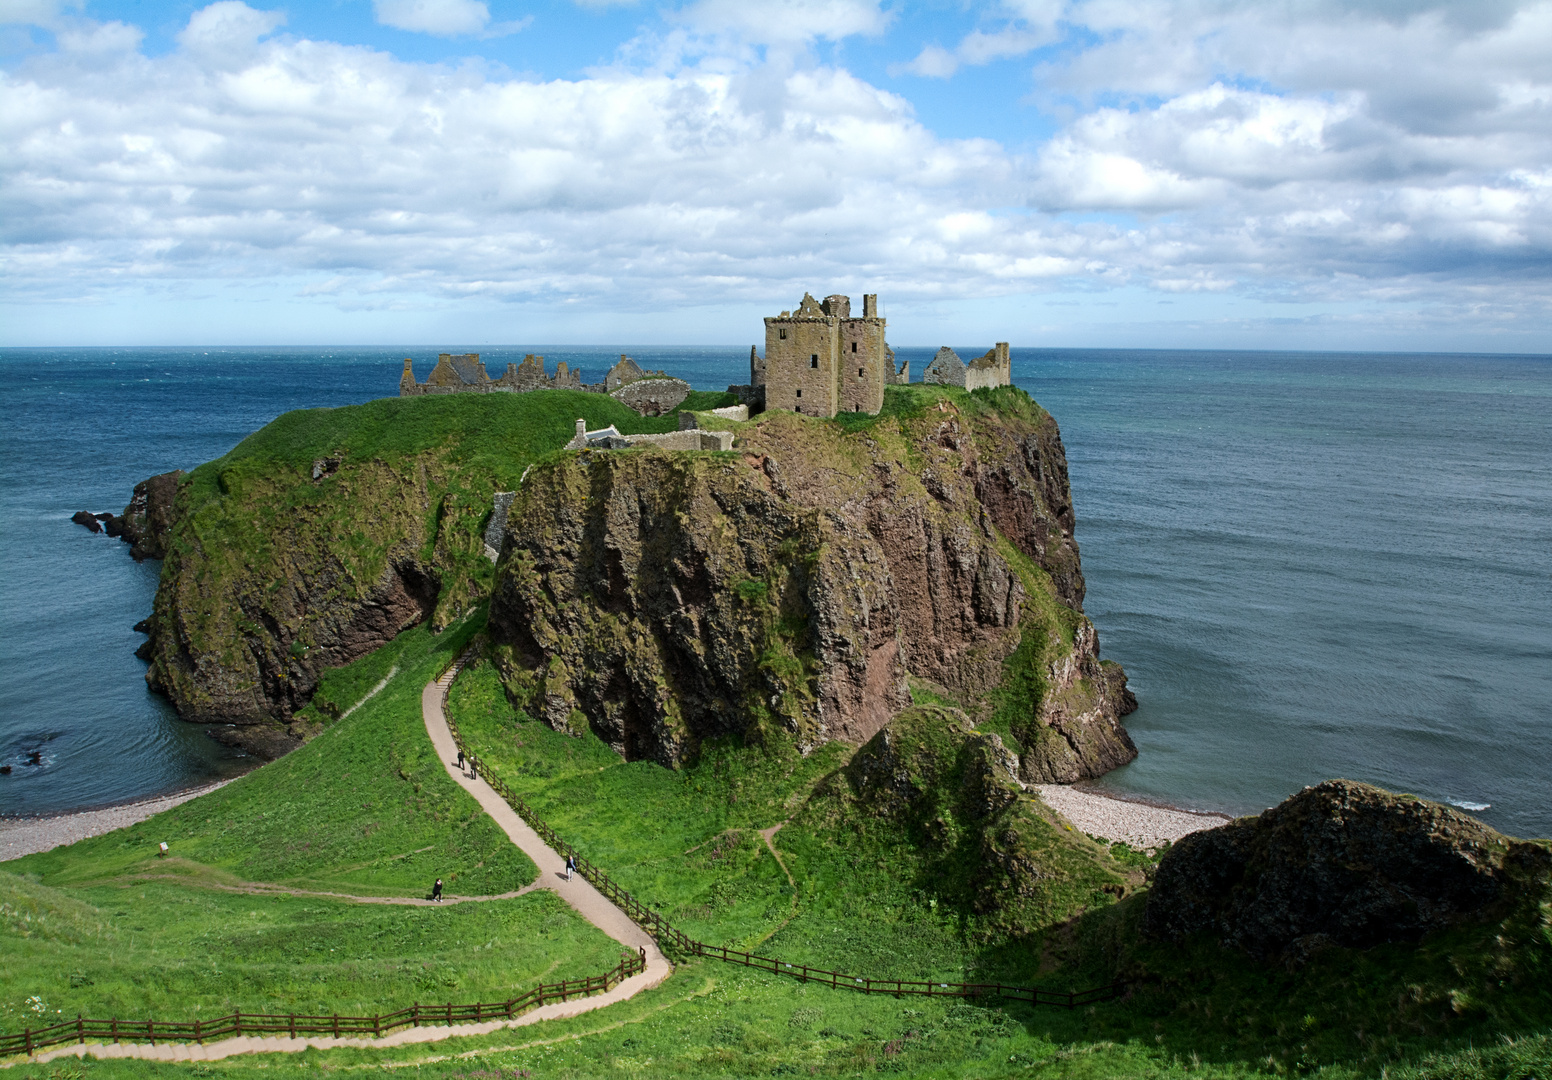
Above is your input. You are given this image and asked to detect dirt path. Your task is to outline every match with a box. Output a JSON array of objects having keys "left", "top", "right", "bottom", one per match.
[
  {"left": 13, "top": 663, "right": 671, "bottom": 1067},
  {"left": 103, "top": 873, "right": 545, "bottom": 906},
  {"left": 759, "top": 821, "right": 795, "bottom": 890}
]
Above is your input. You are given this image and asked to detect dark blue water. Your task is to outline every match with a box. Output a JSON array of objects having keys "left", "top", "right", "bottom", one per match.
[{"left": 2, "top": 347, "right": 1548, "bottom": 840}]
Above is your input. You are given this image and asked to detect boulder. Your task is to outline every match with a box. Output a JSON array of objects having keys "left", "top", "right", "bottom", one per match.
[
  {"left": 71, "top": 510, "right": 102, "bottom": 533},
  {"left": 1144, "top": 779, "right": 1552, "bottom": 959}
]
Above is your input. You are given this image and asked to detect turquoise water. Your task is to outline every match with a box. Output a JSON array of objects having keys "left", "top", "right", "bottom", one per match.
[{"left": 1, "top": 347, "right": 1548, "bottom": 839}]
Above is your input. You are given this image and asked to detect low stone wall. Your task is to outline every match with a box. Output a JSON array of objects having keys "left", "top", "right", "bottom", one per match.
[{"left": 623, "top": 429, "right": 734, "bottom": 451}]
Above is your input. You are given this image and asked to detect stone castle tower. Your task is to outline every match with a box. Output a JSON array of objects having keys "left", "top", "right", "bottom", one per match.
[{"left": 757, "top": 292, "right": 894, "bottom": 417}]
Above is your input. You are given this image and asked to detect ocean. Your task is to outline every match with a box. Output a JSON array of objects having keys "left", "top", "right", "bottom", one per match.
[{"left": 2, "top": 347, "right": 1548, "bottom": 839}]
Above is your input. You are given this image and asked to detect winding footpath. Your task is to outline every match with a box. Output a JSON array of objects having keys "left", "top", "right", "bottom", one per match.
[{"left": 13, "top": 665, "right": 671, "bottom": 1067}]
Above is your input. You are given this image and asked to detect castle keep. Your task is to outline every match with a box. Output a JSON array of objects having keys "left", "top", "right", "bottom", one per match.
[{"left": 754, "top": 292, "right": 907, "bottom": 418}]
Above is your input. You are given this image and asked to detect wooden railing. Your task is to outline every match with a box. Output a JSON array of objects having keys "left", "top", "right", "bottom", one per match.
[
  {"left": 1, "top": 950, "right": 645, "bottom": 1058},
  {"left": 439, "top": 651, "right": 1125, "bottom": 1012}
]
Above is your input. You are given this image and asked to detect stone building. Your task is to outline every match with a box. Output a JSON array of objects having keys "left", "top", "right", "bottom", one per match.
[
  {"left": 921, "top": 343, "right": 1012, "bottom": 392},
  {"left": 399, "top": 353, "right": 583, "bottom": 396},
  {"left": 754, "top": 292, "right": 906, "bottom": 418}
]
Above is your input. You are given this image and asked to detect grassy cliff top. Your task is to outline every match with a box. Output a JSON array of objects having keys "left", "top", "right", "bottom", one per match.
[{"left": 182, "top": 388, "right": 733, "bottom": 509}]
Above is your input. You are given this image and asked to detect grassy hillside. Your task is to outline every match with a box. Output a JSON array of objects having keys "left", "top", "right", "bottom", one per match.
[
  {"left": 1, "top": 620, "right": 630, "bottom": 1027},
  {"left": 441, "top": 636, "right": 1552, "bottom": 1079}
]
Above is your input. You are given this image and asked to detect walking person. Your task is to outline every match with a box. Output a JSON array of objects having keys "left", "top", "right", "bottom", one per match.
[
  {"left": 566, "top": 854, "right": 576, "bottom": 882},
  {"left": 432, "top": 877, "right": 443, "bottom": 902},
  {"left": 456, "top": 749, "right": 465, "bottom": 772}
]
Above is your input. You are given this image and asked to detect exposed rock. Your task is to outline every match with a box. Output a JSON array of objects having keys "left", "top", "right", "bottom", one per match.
[
  {"left": 821, "top": 704, "right": 1135, "bottom": 930},
  {"left": 1144, "top": 779, "right": 1552, "bottom": 960},
  {"left": 116, "top": 470, "right": 185, "bottom": 561},
  {"left": 488, "top": 392, "right": 1135, "bottom": 778},
  {"left": 71, "top": 511, "right": 102, "bottom": 533}
]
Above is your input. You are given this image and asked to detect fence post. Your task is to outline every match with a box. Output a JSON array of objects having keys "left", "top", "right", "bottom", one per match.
[
  {"left": 234, "top": 1012, "right": 242, "bottom": 1037},
  {"left": 111, "top": 1017, "right": 118, "bottom": 1044},
  {"left": 78, "top": 1014, "right": 84, "bottom": 1044},
  {"left": 374, "top": 1014, "right": 381, "bottom": 1038},
  {"left": 23, "top": 1028, "right": 30, "bottom": 1057},
  {"left": 412, "top": 1002, "right": 419, "bottom": 1027},
  {"left": 333, "top": 1013, "right": 340, "bottom": 1039},
  {"left": 147, "top": 1019, "right": 154, "bottom": 1046},
  {"left": 289, "top": 1013, "right": 296, "bottom": 1039},
  {"left": 194, "top": 1018, "right": 201, "bottom": 1044}
]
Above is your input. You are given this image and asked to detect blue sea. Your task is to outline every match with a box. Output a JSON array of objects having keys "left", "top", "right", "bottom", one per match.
[{"left": 2, "top": 347, "right": 1548, "bottom": 839}]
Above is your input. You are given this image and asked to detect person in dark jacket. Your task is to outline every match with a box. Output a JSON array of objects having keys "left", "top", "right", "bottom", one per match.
[
  {"left": 432, "top": 878, "right": 443, "bottom": 902},
  {"left": 566, "top": 854, "right": 576, "bottom": 882}
]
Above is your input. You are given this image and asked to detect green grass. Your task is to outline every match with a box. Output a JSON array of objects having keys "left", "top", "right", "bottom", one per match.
[
  {"left": 0, "top": 874, "right": 621, "bottom": 1026},
  {"left": 440, "top": 639, "right": 1552, "bottom": 1079},
  {"left": 11, "top": 619, "right": 530, "bottom": 898}
]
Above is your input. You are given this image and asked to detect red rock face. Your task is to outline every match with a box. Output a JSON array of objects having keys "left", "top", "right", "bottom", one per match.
[{"left": 489, "top": 397, "right": 1136, "bottom": 777}]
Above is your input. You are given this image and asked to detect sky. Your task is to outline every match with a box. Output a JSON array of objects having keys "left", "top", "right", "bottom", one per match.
[{"left": 2, "top": 0, "right": 1550, "bottom": 349}]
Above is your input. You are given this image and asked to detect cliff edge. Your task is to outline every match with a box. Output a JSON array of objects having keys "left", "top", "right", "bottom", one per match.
[{"left": 488, "top": 385, "right": 1136, "bottom": 779}]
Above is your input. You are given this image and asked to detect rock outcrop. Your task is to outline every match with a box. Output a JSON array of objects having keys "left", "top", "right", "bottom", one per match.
[
  {"left": 1144, "top": 779, "right": 1552, "bottom": 960},
  {"left": 811, "top": 704, "right": 1136, "bottom": 931},
  {"left": 129, "top": 392, "right": 696, "bottom": 756},
  {"left": 488, "top": 388, "right": 1135, "bottom": 778},
  {"left": 111, "top": 470, "right": 185, "bottom": 561}
]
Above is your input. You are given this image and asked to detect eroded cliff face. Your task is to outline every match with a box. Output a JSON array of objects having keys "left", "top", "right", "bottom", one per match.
[
  {"left": 138, "top": 456, "right": 500, "bottom": 756},
  {"left": 489, "top": 388, "right": 1136, "bottom": 778}
]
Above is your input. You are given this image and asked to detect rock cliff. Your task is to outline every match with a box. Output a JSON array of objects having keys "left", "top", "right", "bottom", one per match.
[
  {"left": 488, "top": 386, "right": 1136, "bottom": 779},
  {"left": 130, "top": 392, "right": 675, "bottom": 757},
  {"left": 1144, "top": 779, "right": 1552, "bottom": 961}
]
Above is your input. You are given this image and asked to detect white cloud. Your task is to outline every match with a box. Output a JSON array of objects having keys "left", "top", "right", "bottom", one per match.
[
  {"left": 176, "top": 1, "right": 284, "bottom": 59},
  {"left": 674, "top": 0, "right": 890, "bottom": 47},
  {"left": 373, "top": 0, "right": 527, "bottom": 37},
  {"left": 0, "top": 0, "right": 1549, "bottom": 341}
]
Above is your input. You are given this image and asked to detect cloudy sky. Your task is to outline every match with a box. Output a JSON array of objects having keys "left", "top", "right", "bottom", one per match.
[{"left": 3, "top": 0, "right": 1550, "bottom": 349}]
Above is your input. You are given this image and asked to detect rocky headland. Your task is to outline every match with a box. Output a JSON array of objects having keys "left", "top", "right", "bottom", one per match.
[
  {"left": 487, "top": 387, "right": 1136, "bottom": 779},
  {"left": 119, "top": 386, "right": 1135, "bottom": 773}
]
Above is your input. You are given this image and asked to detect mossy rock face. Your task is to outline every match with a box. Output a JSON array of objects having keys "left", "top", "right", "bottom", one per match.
[
  {"left": 135, "top": 391, "right": 683, "bottom": 750},
  {"left": 1145, "top": 779, "right": 1552, "bottom": 960},
  {"left": 489, "top": 385, "right": 1137, "bottom": 780},
  {"left": 808, "top": 704, "right": 1134, "bottom": 933}
]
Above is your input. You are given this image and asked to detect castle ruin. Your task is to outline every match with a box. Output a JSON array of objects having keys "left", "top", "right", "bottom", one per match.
[
  {"left": 751, "top": 293, "right": 908, "bottom": 418},
  {"left": 400, "top": 353, "right": 584, "bottom": 396},
  {"left": 922, "top": 343, "right": 1012, "bottom": 392},
  {"left": 399, "top": 352, "right": 691, "bottom": 416}
]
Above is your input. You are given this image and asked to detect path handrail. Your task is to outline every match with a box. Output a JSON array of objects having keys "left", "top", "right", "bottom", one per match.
[{"left": 0, "top": 950, "right": 645, "bottom": 1058}]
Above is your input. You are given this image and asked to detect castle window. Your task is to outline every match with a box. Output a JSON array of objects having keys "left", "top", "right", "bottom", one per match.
[
  {"left": 858, "top": 368, "right": 864, "bottom": 378},
  {"left": 779, "top": 328, "right": 787, "bottom": 340},
  {"left": 796, "top": 389, "right": 802, "bottom": 398},
  {"left": 810, "top": 355, "right": 818, "bottom": 368},
  {"left": 851, "top": 342, "right": 857, "bottom": 353}
]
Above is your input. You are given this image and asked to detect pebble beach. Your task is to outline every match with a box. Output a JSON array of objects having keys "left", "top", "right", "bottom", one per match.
[
  {"left": 0, "top": 781, "right": 231, "bottom": 862},
  {"left": 1035, "top": 784, "right": 1231, "bottom": 850}
]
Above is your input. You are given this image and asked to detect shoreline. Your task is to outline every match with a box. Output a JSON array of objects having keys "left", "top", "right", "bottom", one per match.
[
  {"left": 1, "top": 773, "right": 1236, "bottom": 866},
  {"left": 0, "top": 779, "right": 233, "bottom": 863},
  {"left": 1035, "top": 783, "right": 1232, "bottom": 851}
]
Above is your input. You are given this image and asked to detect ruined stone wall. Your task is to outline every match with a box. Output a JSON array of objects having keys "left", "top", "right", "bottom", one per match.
[
  {"left": 964, "top": 343, "right": 1012, "bottom": 392},
  {"left": 764, "top": 314, "right": 839, "bottom": 417},
  {"left": 837, "top": 317, "right": 886, "bottom": 414},
  {"left": 610, "top": 376, "right": 691, "bottom": 417}
]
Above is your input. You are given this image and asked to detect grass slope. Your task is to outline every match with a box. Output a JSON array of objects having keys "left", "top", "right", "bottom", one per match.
[{"left": 445, "top": 637, "right": 1552, "bottom": 1079}]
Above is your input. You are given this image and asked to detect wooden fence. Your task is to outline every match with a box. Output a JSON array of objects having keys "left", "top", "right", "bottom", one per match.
[
  {"left": 438, "top": 650, "right": 1125, "bottom": 1012},
  {"left": 1, "top": 950, "right": 645, "bottom": 1058}
]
